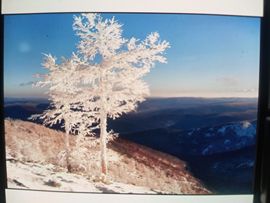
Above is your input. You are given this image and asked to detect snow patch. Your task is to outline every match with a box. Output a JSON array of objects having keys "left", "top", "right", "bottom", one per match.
[
  {"left": 187, "top": 130, "right": 195, "bottom": 136},
  {"left": 217, "top": 126, "right": 227, "bottom": 134},
  {"left": 165, "top": 120, "right": 175, "bottom": 127},
  {"left": 242, "top": 121, "right": 251, "bottom": 128},
  {"left": 236, "top": 160, "right": 254, "bottom": 169},
  {"left": 217, "top": 121, "right": 256, "bottom": 138},
  {"left": 224, "top": 139, "right": 231, "bottom": 145},
  {"left": 202, "top": 145, "right": 213, "bottom": 155},
  {"left": 235, "top": 121, "right": 256, "bottom": 137},
  {"left": 7, "top": 158, "right": 157, "bottom": 194},
  {"left": 205, "top": 133, "right": 212, "bottom": 137}
]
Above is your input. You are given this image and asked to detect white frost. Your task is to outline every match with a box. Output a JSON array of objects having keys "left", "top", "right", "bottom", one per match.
[{"left": 31, "top": 13, "right": 170, "bottom": 178}]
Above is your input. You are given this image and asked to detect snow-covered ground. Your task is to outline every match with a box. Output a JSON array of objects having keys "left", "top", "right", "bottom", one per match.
[{"left": 7, "top": 157, "right": 157, "bottom": 194}]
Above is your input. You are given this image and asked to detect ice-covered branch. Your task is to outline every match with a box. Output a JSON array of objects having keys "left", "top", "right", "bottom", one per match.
[{"left": 32, "top": 13, "right": 170, "bottom": 177}]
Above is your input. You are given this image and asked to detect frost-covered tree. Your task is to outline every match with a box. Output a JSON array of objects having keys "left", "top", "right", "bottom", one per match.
[
  {"left": 30, "top": 53, "right": 86, "bottom": 172},
  {"left": 31, "top": 13, "right": 169, "bottom": 180},
  {"left": 72, "top": 13, "right": 170, "bottom": 180}
]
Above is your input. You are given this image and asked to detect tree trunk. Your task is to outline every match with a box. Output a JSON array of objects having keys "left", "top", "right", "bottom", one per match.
[
  {"left": 65, "top": 129, "right": 71, "bottom": 172},
  {"left": 99, "top": 67, "right": 108, "bottom": 181},
  {"left": 100, "top": 112, "right": 108, "bottom": 180}
]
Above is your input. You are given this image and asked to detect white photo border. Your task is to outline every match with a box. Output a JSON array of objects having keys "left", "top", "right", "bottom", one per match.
[
  {"left": 2, "top": 0, "right": 263, "bottom": 203},
  {"left": 6, "top": 190, "right": 253, "bottom": 203},
  {"left": 1, "top": 0, "right": 264, "bottom": 17}
]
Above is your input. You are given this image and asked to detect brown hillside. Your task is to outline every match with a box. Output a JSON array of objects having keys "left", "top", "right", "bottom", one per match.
[{"left": 5, "top": 119, "right": 210, "bottom": 194}]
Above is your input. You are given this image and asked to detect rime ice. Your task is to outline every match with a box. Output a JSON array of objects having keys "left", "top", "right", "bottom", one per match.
[{"left": 32, "top": 13, "right": 170, "bottom": 179}]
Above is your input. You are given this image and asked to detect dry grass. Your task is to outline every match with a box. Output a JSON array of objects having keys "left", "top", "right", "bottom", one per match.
[{"left": 5, "top": 119, "right": 210, "bottom": 194}]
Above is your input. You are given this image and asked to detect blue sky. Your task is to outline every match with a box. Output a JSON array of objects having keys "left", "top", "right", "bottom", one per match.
[{"left": 4, "top": 13, "right": 260, "bottom": 98}]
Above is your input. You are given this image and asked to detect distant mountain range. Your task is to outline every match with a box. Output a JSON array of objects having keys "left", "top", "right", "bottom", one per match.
[{"left": 121, "top": 119, "right": 257, "bottom": 193}]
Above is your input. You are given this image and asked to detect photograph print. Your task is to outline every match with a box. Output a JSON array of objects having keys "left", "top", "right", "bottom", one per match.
[{"left": 4, "top": 13, "right": 260, "bottom": 194}]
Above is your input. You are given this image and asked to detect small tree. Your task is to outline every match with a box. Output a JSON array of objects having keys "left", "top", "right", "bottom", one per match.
[
  {"left": 30, "top": 53, "right": 84, "bottom": 171},
  {"left": 73, "top": 13, "right": 170, "bottom": 180}
]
